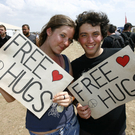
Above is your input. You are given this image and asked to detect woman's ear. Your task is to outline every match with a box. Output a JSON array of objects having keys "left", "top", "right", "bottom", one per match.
[{"left": 46, "top": 27, "right": 52, "bottom": 36}]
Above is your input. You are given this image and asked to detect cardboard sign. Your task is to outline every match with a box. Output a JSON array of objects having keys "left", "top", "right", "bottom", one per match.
[
  {"left": 0, "top": 32, "right": 73, "bottom": 119},
  {"left": 68, "top": 46, "right": 135, "bottom": 119}
]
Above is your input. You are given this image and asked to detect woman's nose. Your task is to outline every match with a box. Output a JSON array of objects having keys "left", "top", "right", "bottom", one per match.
[{"left": 64, "top": 39, "right": 70, "bottom": 47}]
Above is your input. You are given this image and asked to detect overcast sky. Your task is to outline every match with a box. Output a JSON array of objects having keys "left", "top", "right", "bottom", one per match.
[{"left": 0, "top": 0, "right": 135, "bottom": 32}]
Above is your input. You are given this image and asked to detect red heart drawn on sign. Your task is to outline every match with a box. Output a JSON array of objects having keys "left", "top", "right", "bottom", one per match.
[
  {"left": 52, "top": 70, "right": 63, "bottom": 81},
  {"left": 116, "top": 55, "right": 130, "bottom": 67}
]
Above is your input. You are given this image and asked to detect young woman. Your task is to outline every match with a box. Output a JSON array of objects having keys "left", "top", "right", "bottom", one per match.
[{"left": 0, "top": 14, "right": 79, "bottom": 135}]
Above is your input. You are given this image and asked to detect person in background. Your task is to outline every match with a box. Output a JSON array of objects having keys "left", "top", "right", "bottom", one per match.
[
  {"left": 114, "top": 25, "right": 121, "bottom": 36},
  {"left": 0, "top": 14, "right": 80, "bottom": 135},
  {"left": 72, "top": 10, "right": 126, "bottom": 135},
  {"left": 101, "top": 24, "right": 124, "bottom": 48},
  {"left": 123, "top": 23, "right": 134, "bottom": 33},
  {"left": 0, "top": 24, "right": 11, "bottom": 48},
  {"left": 122, "top": 22, "right": 135, "bottom": 46},
  {"left": 22, "top": 24, "right": 39, "bottom": 46}
]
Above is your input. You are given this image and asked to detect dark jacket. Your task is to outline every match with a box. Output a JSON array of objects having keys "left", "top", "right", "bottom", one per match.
[{"left": 0, "top": 35, "right": 11, "bottom": 48}]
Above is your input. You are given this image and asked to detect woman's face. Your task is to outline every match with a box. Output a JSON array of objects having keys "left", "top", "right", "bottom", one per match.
[{"left": 47, "top": 26, "right": 75, "bottom": 54}]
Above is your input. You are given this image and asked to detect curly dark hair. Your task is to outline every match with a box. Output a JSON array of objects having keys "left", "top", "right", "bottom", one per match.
[
  {"left": 108, "top": 24, "right": 116, "bottom": 33},
  {"left": 74, "top": 10, "right": 109, "bottom": 40}
]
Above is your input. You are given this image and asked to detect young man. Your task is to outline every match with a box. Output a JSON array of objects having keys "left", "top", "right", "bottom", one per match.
[
  {"left": 22, "top": 24, "right": 39, "bottom": 46},
  {"left": 102, "top": 24, "right": 125, "bottom": 48},
  {"left": 123, "top": 23, "right": 134, "bottom": 33},
  {"left": 0, "top": 24, "right": 11, "bottom": 48},
  {"left": 122, "top": 22, "right": 135, "bottom": 49},
  {"left": 72, "top": 11, "right": 126, "bottom": 135}
]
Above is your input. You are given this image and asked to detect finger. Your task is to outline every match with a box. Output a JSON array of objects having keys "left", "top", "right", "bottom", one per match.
[
  {"left": 53, "top": 92, "right": 68, "bottom": 98},
  {"left": 53, "top": 92, "right": 72, "bottom": 107},
  {"left": 85, "top": 113, "right": 91, "bottom": 119},
  {"left": 53, "top": 91, "right": 70, "bottom": 102},
  {"left": 77, "top": 107, "right": 90, "bottom": 115},
  {"left": 53, "top": 94, "right": 68, "bottom": 102},
  {"left": 77, "top": 104, "right": 89, "bottom": 111},
  {"left": 77, "top": 104, "right": 91, "bottom": 119},
  {"left": 53, "top": 95, "right": 71, "bottom": 107},
  {"left": 78, "top": 109, "right": 91, "bottom": 119}
]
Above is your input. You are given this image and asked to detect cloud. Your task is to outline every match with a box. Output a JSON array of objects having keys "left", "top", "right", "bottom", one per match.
[
  {"left": 0, "top": 0, "right": 135, "bottom": 31},
  {"left": 0, "top": 3, "right": 15, "bottom": 16},
  {"left": 6, "top": 0, "right": 25, "bottom": 10}
]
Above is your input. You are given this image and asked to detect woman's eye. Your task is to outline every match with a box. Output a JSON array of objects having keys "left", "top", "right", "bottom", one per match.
[
  {"left": 61, "top": 34, "right": 65, "bottom": 38},
  {"left": 69, "top": 39, "right": 73, "bottom": 43}
]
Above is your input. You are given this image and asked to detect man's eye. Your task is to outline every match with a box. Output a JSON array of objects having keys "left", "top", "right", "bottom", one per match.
[
  {"left": 93, "top": 33, "right": 99, "bottom": 36},
  {"left": 81, "top": 34, "right": 86, "bottom": 37}
]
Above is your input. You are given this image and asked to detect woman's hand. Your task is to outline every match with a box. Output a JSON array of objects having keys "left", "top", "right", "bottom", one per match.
[
  {"left": 77, "top": 103, "right": 91, "bottom": 119},
  {"left": 52, "top": 91, "right": 72, "bottom": 107}
]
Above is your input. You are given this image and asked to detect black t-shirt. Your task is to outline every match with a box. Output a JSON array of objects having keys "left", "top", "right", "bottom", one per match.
[{"left": 71, "top": 48, "right": 126, "bottom": 135}]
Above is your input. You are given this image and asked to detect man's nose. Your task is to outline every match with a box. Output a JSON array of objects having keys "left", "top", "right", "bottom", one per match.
[{"left": 88, "top": 35, "right": 94, "bottom": 43}]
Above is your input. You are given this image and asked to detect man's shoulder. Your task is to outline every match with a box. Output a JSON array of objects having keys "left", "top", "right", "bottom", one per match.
[
  {"left": 104, "top": 47, "right": 121, "bottom": 51},
  {"left": 6, "top": 35, "right": 11, "bottom": 39},
  {"left": 109, "top": 34, "right": 121, "bottom": 38},
  {"left": 102, "top": 36, "right": 112, "bottom": 44},
  {"left": 122, "top": 32, "right": 131, "bottom": 37},
  {"left": 104, "top": 48, "right": 121, "bottom": 55},
  {"left": 71, "top": 55, "right": 85, "bottom": 64},
  {"left": 123, "top": 32, "right": 135, "bottom": 39},
  {"left": 130, "top": 32, "right": 135, "bottom": 37},
  {"left": 105, "top": 34, "right": 120, "bottom": 41},
  {"left": 29, "top": 34, "right": 36, "bottom": 38}
]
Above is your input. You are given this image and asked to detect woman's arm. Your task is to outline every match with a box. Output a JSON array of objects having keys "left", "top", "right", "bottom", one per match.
[{"left": 0, "top": 87, "right": 15, "bottom": 102}]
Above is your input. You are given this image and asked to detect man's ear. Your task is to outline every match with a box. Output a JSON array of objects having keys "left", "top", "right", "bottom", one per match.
[{"left": 46, "top": 27, "right": 52, "bottom": 36}]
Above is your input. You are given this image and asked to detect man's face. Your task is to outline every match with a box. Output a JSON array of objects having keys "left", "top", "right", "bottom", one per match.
[
  {"left": 22, "top": 26, "right": 30, "bottom": 36},
  {"left": 78, "top": 23, "right": 103, "bottom": 58},
  {"left": 0, "top": 27, "right": 6, "bottom": 36},
  {"left": 129, "top": 26, "right": 132, "bottom": 32}
]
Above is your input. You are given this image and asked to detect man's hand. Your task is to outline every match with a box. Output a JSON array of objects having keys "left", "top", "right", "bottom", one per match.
[{"left": 77, "top": 103, "right": 91, "bottom": 119}]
